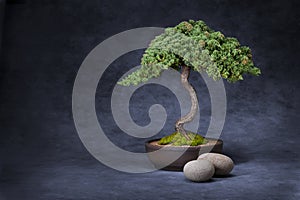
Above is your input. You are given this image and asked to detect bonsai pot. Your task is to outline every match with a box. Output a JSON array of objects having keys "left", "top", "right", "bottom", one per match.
[{"left": 145, "top": 138, "right": 223, "bottom": 171}]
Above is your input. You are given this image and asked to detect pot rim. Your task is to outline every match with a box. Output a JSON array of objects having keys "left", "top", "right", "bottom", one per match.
[{"left": 145, "top": 138, "right": 223, "bottom": 151}]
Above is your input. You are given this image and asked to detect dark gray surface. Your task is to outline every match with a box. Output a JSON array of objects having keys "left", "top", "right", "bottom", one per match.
[
  {"left": 0, "top": 0, "right": 299, "bottom": 199},
  {"left": 0, "top": 0, "right": 5, "bottom": 55}
]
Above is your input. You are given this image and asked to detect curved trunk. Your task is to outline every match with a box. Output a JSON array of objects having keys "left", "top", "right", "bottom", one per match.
[{"left": 175, "top": 65, "right": 199, "bottom": 140}]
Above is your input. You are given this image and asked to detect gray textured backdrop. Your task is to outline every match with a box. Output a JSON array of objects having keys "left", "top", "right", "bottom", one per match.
[{"left": 0, "top": 0, "right": 299, "bottom": 199}]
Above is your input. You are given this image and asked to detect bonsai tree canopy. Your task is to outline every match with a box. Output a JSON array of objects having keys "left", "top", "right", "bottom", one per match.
[{"left": 118, "top": 20, "right": 261, "bottom": 145}]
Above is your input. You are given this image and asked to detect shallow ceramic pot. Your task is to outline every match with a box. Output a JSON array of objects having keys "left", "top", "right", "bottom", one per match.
[{"left": 145, "top": 138, "right": 223, "bottom": 171}]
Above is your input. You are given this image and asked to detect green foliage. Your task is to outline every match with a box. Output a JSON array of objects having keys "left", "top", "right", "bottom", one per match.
[
  {"left": 158, "top": 131, "right": 208, "bottom": 146},
  {"left": 118, "top": 20, "right": 261, "bottom": 86}
]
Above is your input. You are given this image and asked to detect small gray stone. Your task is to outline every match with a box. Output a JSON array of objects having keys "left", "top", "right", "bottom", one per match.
[
  {"left": 198, "top": 153, "right": 234, "bottom": 176},
  {"left": 183, "top": 160, "right": 215, "bottom": 182}
]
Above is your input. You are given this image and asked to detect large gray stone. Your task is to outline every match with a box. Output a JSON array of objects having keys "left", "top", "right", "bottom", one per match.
[
  {"left": 183, "top": 160, "right": 215, "bottom": 182},
  {"left": 198, "top": 153, "right": 234, "bottom": 176}
]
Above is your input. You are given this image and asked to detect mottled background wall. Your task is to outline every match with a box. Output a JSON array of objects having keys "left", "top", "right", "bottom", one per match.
[{"left": 0, "top": 0, "right": 299, "bottom": 200}]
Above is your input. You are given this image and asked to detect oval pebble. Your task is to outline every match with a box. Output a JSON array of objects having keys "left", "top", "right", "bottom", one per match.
[
  {"left": 198, "top": 153, "right": 234, "bottom": 176},
  {"left": 183, "top": 160, "right": 215, "bottom": 182}
]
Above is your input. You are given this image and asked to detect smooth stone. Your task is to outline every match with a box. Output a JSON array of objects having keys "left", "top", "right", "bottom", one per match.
[
  {"left": 183, "top": 160, "right": 215, "bottom": 182},
  {"left": 198, "top": 153, "right": 234, "bottom": 176}
]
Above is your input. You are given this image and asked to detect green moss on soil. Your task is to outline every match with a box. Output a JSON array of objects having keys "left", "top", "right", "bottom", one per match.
[{"left": 158, "top": 131, "right": 208, "bottom": 146}]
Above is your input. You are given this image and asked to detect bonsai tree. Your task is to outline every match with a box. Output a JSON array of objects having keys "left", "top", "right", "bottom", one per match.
[{"left": 118, "top": 20, "right": 261, "bottom": 146}]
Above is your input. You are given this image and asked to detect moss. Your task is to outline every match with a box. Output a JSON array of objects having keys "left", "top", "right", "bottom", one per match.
[{"left": 158, "top": 131, "right": 208, "bottom": 146}]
